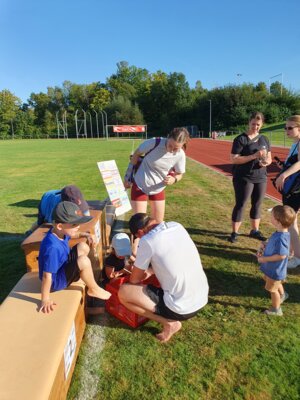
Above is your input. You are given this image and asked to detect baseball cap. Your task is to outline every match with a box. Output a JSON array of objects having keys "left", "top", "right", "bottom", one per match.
[
  {"left": 111, "top": 233, "right": 131, "bottom": 257},
  {"left": 61, "top": 185, "right": 89, "bottom": 213},
  {"left": 52, "top": 201, "right": 92, "bottom": 225}
]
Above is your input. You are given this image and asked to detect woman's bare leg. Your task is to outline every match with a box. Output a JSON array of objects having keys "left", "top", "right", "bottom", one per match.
[{"left": 149, "top": 200, "right": 165, "bottom": 223}]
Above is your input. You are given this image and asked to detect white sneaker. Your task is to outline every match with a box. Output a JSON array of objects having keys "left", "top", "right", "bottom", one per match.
[{"left": 287, "top": 256, "right": 300, "bottom": 269}]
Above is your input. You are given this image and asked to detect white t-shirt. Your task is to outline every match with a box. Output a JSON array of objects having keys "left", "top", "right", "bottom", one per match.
[
  {"left": 134, "top": 138, "right": 186, "bottom": 195},
  {"left": 135, "top": 222, "right": 209, "bottom": 314}
]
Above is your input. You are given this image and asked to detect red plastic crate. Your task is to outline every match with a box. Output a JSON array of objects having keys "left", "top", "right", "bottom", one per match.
[{"left": 105, "top": 274, "right": 160, "bottom": 328}]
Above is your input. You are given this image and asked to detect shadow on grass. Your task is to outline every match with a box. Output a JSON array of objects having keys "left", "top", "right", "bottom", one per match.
[
  {"left": 205, "top": 264, "right": 300, "bottom": 302},
  {"left": 23, "top": 213, "right": 38, "bottom": 218},
  {"left": 195, "top": 241, "right": 257, "bottom": 263},
  {"left": 88, "top": 312, "right": 161, "bottom": 336},
  {"left": 0, "top": 232, "right": 25, "bottom": 242},
  {"left": 210, "top": 163, "right": 232, "bottom": 175},
  {"left": 9, "top": 199, "right": 40, "bottom": 208}
]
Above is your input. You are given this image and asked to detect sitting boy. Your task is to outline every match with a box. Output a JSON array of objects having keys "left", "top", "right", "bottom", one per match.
[{"left": 39, "top": 201, "right": 111, "bottom": 314}]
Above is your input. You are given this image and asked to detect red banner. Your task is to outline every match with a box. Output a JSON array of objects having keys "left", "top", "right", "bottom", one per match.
[{"left": 113, "top": 125, "right": 146, "bottom": 133}]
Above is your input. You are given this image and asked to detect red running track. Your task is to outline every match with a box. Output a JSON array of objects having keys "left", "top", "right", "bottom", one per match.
[{"left": 186, "top": 138, "right": 290, "bottom": 202}]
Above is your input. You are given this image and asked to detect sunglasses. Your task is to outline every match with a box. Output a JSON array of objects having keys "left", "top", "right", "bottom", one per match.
[{"left": 284, "top": 126, "right": 298, "bottom": 131}]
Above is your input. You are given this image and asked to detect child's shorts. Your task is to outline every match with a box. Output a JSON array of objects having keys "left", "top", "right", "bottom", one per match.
[
  {"left": 263, "top": 275, "right": 284, "bottom": 293},
  {"left": 64, "top": 245, "right": 81, "bottom": 286},
  {"left": 131, "top": 181, "right": 165, "bottom": 201},
  {"left": 145, "top": 284, "right": 200, "bottom": 321}
]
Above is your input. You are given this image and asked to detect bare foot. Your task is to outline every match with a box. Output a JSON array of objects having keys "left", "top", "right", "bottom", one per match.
[
  {"left": 88, "top": 286, "right": 111, "bottom": 300},
  {"left": 156, "top": 321, "right": 182, "bottom": 343}
]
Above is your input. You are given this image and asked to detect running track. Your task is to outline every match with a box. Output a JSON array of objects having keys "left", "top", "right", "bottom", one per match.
[{"left": 186, "top": 138, "right": 290, "bottom": 202}]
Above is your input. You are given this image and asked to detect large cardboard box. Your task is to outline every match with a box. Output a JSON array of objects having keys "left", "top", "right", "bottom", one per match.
[{"left": 0, "top": 273, "right": 86, "bottom": 400}]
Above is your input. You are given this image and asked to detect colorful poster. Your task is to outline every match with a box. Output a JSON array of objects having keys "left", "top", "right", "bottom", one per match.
[{"left": 97, "top": 160, "right": 132, "bottom": 217}]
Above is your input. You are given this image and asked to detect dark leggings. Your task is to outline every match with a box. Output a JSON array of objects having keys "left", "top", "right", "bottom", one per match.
[{"left": 232, "top": 179, "right": 267, "bottom": 222}]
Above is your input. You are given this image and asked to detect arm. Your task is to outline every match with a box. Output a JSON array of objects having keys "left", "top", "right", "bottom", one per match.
[
  {"left": 73, "top": 231, "right": 94, "bottom": 246},
  {"left": 276, "top": 159, "right": 300, "bottom": 191},
  {"left": 230, "top": 151, "right": 264, "bottom": 165},
  {"left": 124, "top": 148, "right": 144, "bottom": 188},
  {"left": 257, "top": 254, "right": 287, "bottom": 263},
  {"left": 40, "top": 272, "right": 57, "bottom": 313},
  {"left": 164, "top": 173, "right": 183, "bottom": 186},
  {"left": 129, "top": 265, "right": 153, "bottom": 284}
]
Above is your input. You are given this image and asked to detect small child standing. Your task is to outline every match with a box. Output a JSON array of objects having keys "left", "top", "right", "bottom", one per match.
[
  {"left": 103, "top": 233, "right": 133, "bottom": 283},
  {"left": 39, "top": 201, "right": 111, "bottom": 314},
  {"left": 257, "top": 205, "right": 296, "bottom": 316}
]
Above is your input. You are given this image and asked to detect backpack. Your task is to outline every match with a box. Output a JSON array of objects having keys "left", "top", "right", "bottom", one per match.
[
  {"left": 272, "top": 141, "right": 300, "bottom": 198},
  {"left": 125, "top": 137, "right": 161, "bottom": 184}
]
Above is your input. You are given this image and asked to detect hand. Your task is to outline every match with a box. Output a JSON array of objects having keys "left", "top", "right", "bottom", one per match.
[
  {"left": 257, "top": 256, "right": 264, "bottom": 263},
  {"left": 113, "top": 271, "right": 124, "bottom": 278},
  {"left": 164, "top": 175, "right": 176, "bottom": 185},
  {"left": 81, "top": 232, "right": 94, "bottom": 246},
  {"left": 275, "top": 174, "right": 286, "bottom": 191},
  {"left": 39, "top": 299, "right": 57, "bottom": 314},
  {"left": 259, "top": 160, "right": 269, "bottom": 167},
  {"left": 124, "top": 180, "right": 132, "bottom": 189}
]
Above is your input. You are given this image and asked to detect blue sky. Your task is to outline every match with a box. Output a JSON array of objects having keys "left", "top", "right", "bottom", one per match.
[{"left": 1, "top": 0, "right": 299, "bottom": 102}]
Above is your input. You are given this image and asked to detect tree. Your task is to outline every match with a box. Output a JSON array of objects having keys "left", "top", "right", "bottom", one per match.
[
  {"left": 106, "top": 95, "right": 144, "bottom": 125},
  {"left": 0, "top": 90, "right": 21, "bottom": 138},
  {"left": 91, "top": 87, "right": 111, "bottom": 111}
]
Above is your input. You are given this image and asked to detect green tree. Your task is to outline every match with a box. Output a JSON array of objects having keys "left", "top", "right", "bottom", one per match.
[
  {"left": 0, "top": 90, "right": 21, "bottom": 138},
  {"left": 91, "top": 87, "right": 111, "bottom": 111},
  {"left": 106, "top": 95, "right": 144, "bottom": 125}
]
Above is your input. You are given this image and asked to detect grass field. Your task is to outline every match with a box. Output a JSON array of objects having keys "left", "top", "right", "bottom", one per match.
[{"left": 1, "top": 139, "right": 300, "bottom": 400}]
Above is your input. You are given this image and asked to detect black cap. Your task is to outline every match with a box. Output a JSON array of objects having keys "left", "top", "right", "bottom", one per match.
[
  {"left": 61, "top": 185, "right": 89, "bottom": 213},
  {"left": 52, "top": 201, "right": 92, "bottom": 225}
]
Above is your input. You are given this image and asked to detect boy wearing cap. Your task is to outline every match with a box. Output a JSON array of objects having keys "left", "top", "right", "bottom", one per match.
[
  {"left": 103, "top": 233, "right": 133, "bottom": 283},
  {"left": 25, "top": 185, "right": 90, "bottom": 236},
  {"left": 39, "top": 201, "right": 111, "bottom": 314}
]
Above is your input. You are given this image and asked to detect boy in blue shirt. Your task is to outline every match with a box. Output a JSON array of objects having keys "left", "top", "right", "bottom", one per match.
[
  {"left": 257, "top": 205, "right": 296, "bottom": 316},
  {"left": 39, "top": 201, "right": 111, "bottom": 314}
]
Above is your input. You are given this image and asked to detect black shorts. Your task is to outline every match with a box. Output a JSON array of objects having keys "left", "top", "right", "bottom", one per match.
[
  {"left": 283, "top": 193, "right": 300, "bottom": 213},
  {"left": 145, "top": 284, "right": 200, "bottom": 321},
  {"left": 64, "top": 245, "right": 81, "bottom": 286}
]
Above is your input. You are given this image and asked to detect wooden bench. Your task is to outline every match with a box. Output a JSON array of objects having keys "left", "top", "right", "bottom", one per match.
[{"left": 0, "top": 272, "right": 86, "bottom": 400}]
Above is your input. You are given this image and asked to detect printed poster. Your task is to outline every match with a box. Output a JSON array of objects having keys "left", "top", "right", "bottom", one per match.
[
  {"left": 97, "top": 160, "right": 132, "bottom": 217},
  {"left": 64, "top": 322, "right": 76, "bottom": 380}
]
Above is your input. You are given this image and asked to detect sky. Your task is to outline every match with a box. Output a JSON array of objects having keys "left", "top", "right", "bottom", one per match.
[{"left": 0, "top": 0, "right": 300, "bottom": 103}]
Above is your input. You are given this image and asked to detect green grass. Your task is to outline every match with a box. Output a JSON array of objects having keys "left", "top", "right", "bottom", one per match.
[
  {"left": 1, "top": 139, "right": 300, "bottom": 400},
  {"left": 223, "top": 122, "right": 293, "bottom": 147}
]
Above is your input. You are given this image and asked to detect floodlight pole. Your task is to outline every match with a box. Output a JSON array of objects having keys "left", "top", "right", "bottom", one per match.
[
  {"left": 93, "top": 110, "right": 99, "bottom": 138},
  {"left": 208, "top": 100, "right": 212, "bottom": 137},
  {"left": 87, "top": 111, "right": 93, "bottom": 138},
  {"left": 101, "top": 110, "right": 108, "bottom": 140}
]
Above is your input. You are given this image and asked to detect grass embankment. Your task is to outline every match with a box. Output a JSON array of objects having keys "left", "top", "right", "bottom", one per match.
[
  {"left": 0, "top": 139, "right": 299, "bottom": 399},
  {"left": 224, "top": 122, "right": 293, "bottom": 148}
]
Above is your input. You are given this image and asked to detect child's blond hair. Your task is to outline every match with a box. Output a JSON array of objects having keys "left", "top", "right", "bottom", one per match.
[{"left": 272, "top": 205, "right": 296, "bottom": 228}]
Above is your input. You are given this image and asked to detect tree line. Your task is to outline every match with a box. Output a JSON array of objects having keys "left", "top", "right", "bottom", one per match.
[{"left": 1, "top": 61, "right": 300, "bottom": 139}]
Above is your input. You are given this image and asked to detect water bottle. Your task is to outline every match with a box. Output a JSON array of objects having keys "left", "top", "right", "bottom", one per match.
[{"left": 259, "top": 145, "right": 267, "bottom": 166}]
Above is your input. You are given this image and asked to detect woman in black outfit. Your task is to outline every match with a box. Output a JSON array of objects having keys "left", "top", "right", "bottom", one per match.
[{"left": 229, "top": 112, "right": 272, "bottom": 243}]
